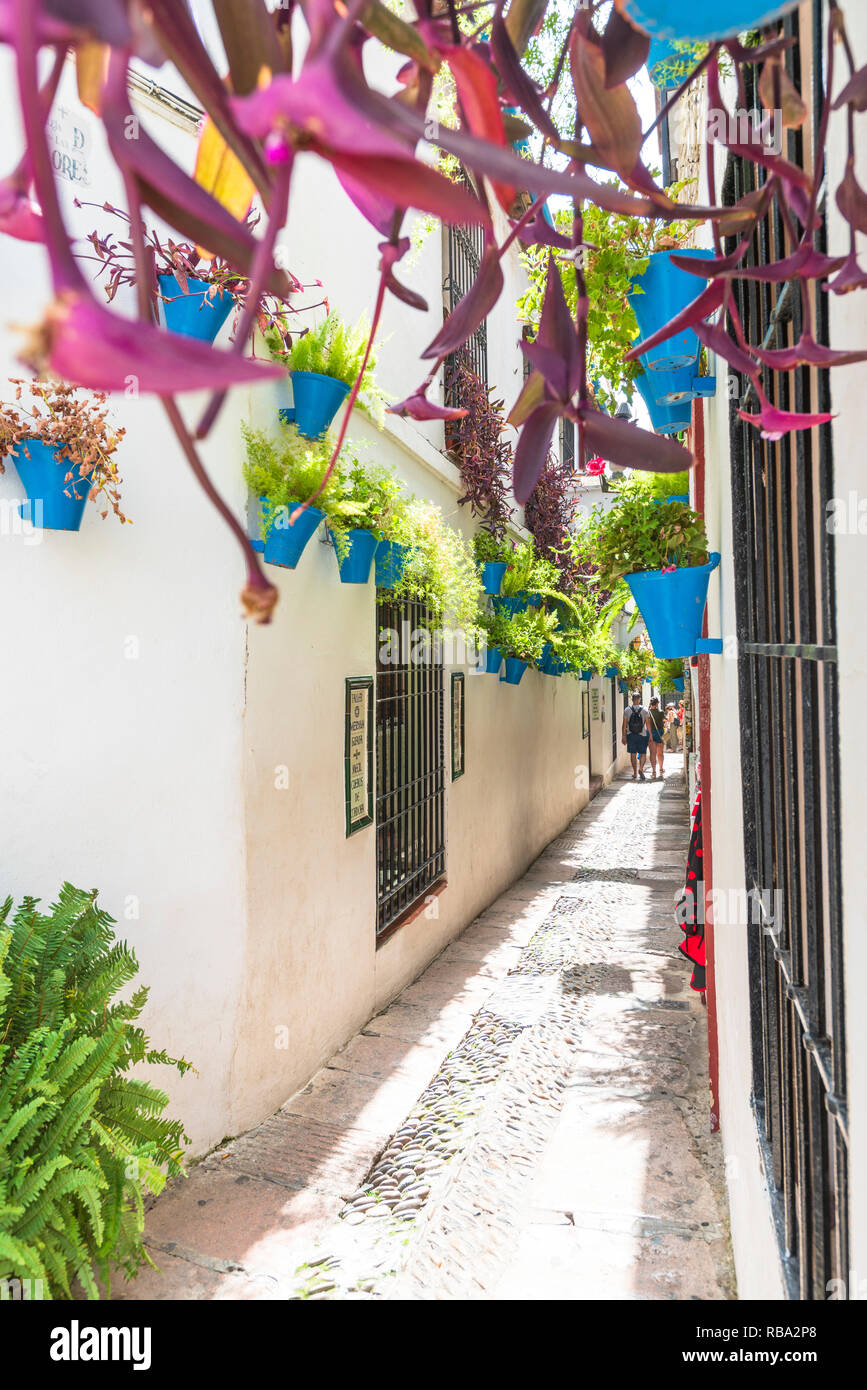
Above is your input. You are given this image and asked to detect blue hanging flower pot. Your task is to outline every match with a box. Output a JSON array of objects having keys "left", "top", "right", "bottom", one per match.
[
  {"left": 634, "top": 371, "right": 693, "bottom": 435},
  {"left": 283, "top": 371, "right": 350, "bottom": 440},
  {"left": 604, "top": 666, "right": 619, "bottom": 679},
  {"left": 674, "top": 677, "right": 686, "bottom": 692},
  {"left": 158, "top": 274, "right": 232, "bottom": 342},
  {"left": 331, "top": 527, "right": 379, "bottom": 584},
  {"left": 629, "top": 250, "right": 714, "bottom": 371},
  {"left": 11, "top": 438, "right": 92, "bottom": 530},
  {"left": 375, "top": 539, "right": 411, "bottom": 589},
  {"left": 480, "top": 560, "right": 508, "bottom": 596},
  {"left": 502, "top": 657, "right": 528, "bottom": 686},
  {"left": 492, "top": 594, "right": 530, "bottom": 617},
  {"left": 580, "top": 668, "right": 594, "bottom": 681},
  {"left": 261, "top": 497, "right": 324, "bottom": 568},
  {"left": 624, "top": 553, "right": 721, "bottom": 659},
  {"left": 621, "top": 1, "right": 798, "bottom": 43},
  {"left": 484, "top": 647, "right": 504, "bottom": 675}
]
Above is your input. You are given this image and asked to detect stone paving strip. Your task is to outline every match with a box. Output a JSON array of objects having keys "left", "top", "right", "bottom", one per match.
[{"left": 117, "top": 759, "right": 734, "bottom": 1301}]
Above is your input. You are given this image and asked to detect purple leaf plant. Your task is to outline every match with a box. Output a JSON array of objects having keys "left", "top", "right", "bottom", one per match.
[{"left": 1, "top": 0, "right": 865, "bottom": 618}]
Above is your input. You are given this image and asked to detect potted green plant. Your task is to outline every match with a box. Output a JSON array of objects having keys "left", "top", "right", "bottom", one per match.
[
  {"left": 241, "top": 420, "right": 346, "bottom": 569},
  {"left": 0, "top": 379, "right": 127, "bottom": 530},
  {"left": 264, "top": 313, "right": 385, "bottom": 439},
  {"left": 583, "top": 480, "right": 718, "bottom": 659},
  {"left": 328, "top": 460, "right": 407, "bottom": 585},
  {"left": 383, "top": 499, "right": 483, "bottom": 643},
  {"left": 493, "top": 608, "right": 549, "bottom": 685},
  {"left": 496, "top": 538, "right": 578, "bottom": 617},
  {"left": 472, "top": 528, "right": 512, "bottom": 597}
]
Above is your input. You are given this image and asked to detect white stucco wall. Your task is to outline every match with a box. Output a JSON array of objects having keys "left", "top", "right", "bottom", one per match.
[{"left": 0, "top": 52, "right": 624, "bottom": 1154}]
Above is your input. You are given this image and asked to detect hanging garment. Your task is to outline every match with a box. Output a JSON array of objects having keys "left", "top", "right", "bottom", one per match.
[{"left": 675, "top": 783, "right": 706, "bottom": 993}]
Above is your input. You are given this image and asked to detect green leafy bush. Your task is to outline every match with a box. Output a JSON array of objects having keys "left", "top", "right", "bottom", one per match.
[
  {"left": 655, "top": 656, "right": 686, "bottom": 691},
  {"left": 385, "top": 500, "right": 483, "bottom": 640},
  {"left": 264, "top": 313, "right": 386, "bottom": 423},
  {"left": 582, "top": 482, "right": 709, "bottom": 590},
  {"left": 472, "top": 529, "right": 512, "bottom": 566},
  {"left": 480, "top": 607, "right": 551, "bottom": 665},
  {"left": 0, "top": 885, "right": 191, "bottom": 1299},
  {"left": 518, "top": 193, "right": 695, "bottom": 414},
  {"left": 242, "top": 420, "right": 354, "bottom": 539},
  {"left": 329, "top": 461, "right": 408, "bottom": 560}
]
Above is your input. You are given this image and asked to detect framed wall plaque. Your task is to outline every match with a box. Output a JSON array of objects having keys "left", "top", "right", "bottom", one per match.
[
  {"left": 451, "top": 672, "right": 465, "bottom": 780},
  {"left": 345, "top": 677, "right": 373, "bottom": 836}
]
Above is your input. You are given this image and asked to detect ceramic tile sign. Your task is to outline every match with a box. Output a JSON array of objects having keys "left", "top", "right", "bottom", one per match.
[
  {"left": 47, "top": 104, "right": 92, "bottom": 187},
  {"left": 345, "top": 677, "right": 373, "bottom": 835},
  {"left": 591, "top": 689, "right": 601, "bottom": 722},
  {"left": 451, "top": 672, "right": 465, "bottom": 781}
]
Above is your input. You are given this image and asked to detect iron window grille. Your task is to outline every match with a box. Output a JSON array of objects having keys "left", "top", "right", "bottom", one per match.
[
  {"left": 726, "top": 0, "right": 847, "bottom": 1300},
  {"left": 560, "top": 416, "right": 575, "bottom": 471},
  {"left": 443, "top": 172, "right": 488, "bottom": 442},
  {"left": 375, "top": 597, "right": 446, "bottom": 937}
]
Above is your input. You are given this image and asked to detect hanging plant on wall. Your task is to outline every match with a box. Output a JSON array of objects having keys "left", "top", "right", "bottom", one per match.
[
  {"left": 80, "top": 202, "right": 300, "bottom": 345},
  {"left": 443, "top": 349, "right": 514, "bottom": 538},
  {"left": 5, "top": 0, "right": 867, "bottom": 619},
  {"left": 0, "top": 379, "right": 126, "bottom": 529},
  {"left": 524, "top": 452, "right": 582, "bottom": 592}
]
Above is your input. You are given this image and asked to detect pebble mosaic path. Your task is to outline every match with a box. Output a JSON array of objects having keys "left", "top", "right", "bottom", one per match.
[{"left": 118, "top": 757, "right": 735, "bottom": 1301}]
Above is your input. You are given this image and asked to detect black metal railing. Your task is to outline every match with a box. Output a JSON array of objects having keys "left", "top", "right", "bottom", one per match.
[
  {"left": 560, "top": 416, "right": 575, "bottom": 471},
  {"left": 375, "top": 597, "right": 446, "bottom": 937},
  {"left": 727, "top": 0, "right": 848, "bottom": 1299},
  {"left": 443, "top": 174, "right": 488, "bottom": 430}
]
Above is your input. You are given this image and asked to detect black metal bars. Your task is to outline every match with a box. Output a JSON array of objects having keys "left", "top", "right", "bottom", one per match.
[
  {"left": 727, "top": 1, "right": 848, "bottom": 1300},
  {"left": 375, "top": 597, "right": 446, "bottom": 937}
]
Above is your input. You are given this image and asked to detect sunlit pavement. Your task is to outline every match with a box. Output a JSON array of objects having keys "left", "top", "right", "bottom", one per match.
[{"left": 117, "top": 753, "right": 734, "bottom": 1301}]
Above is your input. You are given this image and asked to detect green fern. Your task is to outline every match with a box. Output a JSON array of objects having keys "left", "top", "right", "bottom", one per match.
[{"left": 0, "top": 885, "right": 192, "bottom": 1299}]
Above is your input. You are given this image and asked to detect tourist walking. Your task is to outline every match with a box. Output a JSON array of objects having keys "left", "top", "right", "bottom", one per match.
[
  {"left": 665, "top": 702, "right": 680, "bottom": 751},
  {"left": 622, "top": 690, "right": 652, "bottom": 781},
  {"left": 647, "top": 696, "right": 666, "bottom": 780}
]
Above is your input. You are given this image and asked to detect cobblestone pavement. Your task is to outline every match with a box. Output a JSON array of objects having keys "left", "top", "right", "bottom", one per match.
[{"left": 118, "top": 757, "right": 735, "bottom": 1301}]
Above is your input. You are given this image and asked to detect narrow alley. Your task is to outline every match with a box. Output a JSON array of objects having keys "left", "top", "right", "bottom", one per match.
[{"left": 118, "top": 759, "right": 734, "bottom": 1302}]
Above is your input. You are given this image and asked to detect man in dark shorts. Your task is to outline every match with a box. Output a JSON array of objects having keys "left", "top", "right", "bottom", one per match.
[
  {"left": 622, "top": 690, "right": 652, "bottom": 781},
  {"left": 647, "top": 696, "right": 666, "bottom": 780}
]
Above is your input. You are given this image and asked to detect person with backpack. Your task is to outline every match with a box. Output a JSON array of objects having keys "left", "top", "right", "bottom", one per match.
[
  {"left": 622, "top": 691, "right": 652, "bottom": 781},
  {"left": 647, "top": 696, "right": 666, "bottom": 780}
]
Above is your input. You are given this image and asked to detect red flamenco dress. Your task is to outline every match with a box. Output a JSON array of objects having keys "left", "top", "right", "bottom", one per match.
[{"left": 675, "top": 781, "right": 706, "bottom": 995}]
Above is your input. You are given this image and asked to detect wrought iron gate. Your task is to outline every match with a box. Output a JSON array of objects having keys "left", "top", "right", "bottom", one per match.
[
  {"left": 375, "top": 598, "right": 446, "bottom": 937},
  {"left": 727, "top": 1, "right": 848, "bottom": 1299}
]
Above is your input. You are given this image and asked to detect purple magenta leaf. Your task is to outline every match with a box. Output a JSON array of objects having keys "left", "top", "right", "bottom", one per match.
[
  {"left": 833, "top": 65, "right": 867, "bottom": 112},
  {"left": 513, "top": 401, "right": 563, "bottom": 505},
  {"left": 490, "top": 16, "right": 559, "bottom": 143},
  {"left": 570, "top": 26, "right": 643, "bottom": 182},
  {"left": 750, "top": 333, "right": 867, "bottom": 371},
  {"left": 389, "top": 387, "right": 468, "bottom": 421},
  {"left": 601, "top": 7, "right": 650, "bottom": 88},
  {"left": 825, "top": 249, "right": 867, "bottom": 295},
  {"left": 27, "top": 289, "right": 286, "bottom": 395},
  {"left": 694, "top": 320, "right": 757, "bottom": 379},
  {"left": 0, "top": 179, "right": 43, "bottom": 242},
  {"left": 421, "top": 242, "right": 504, "bottom": 360},
  {"left": 836, "top": 159, "right": 867, "bottom": 236},
  {"left": 738, "top": 399, "right": 835, "bottom": 441},
  {"left": 624, "top": 281, "right": 725, "bottom": 363},
  {"left": 578, "top": 407, "right": 694, "bottom": 474}
]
